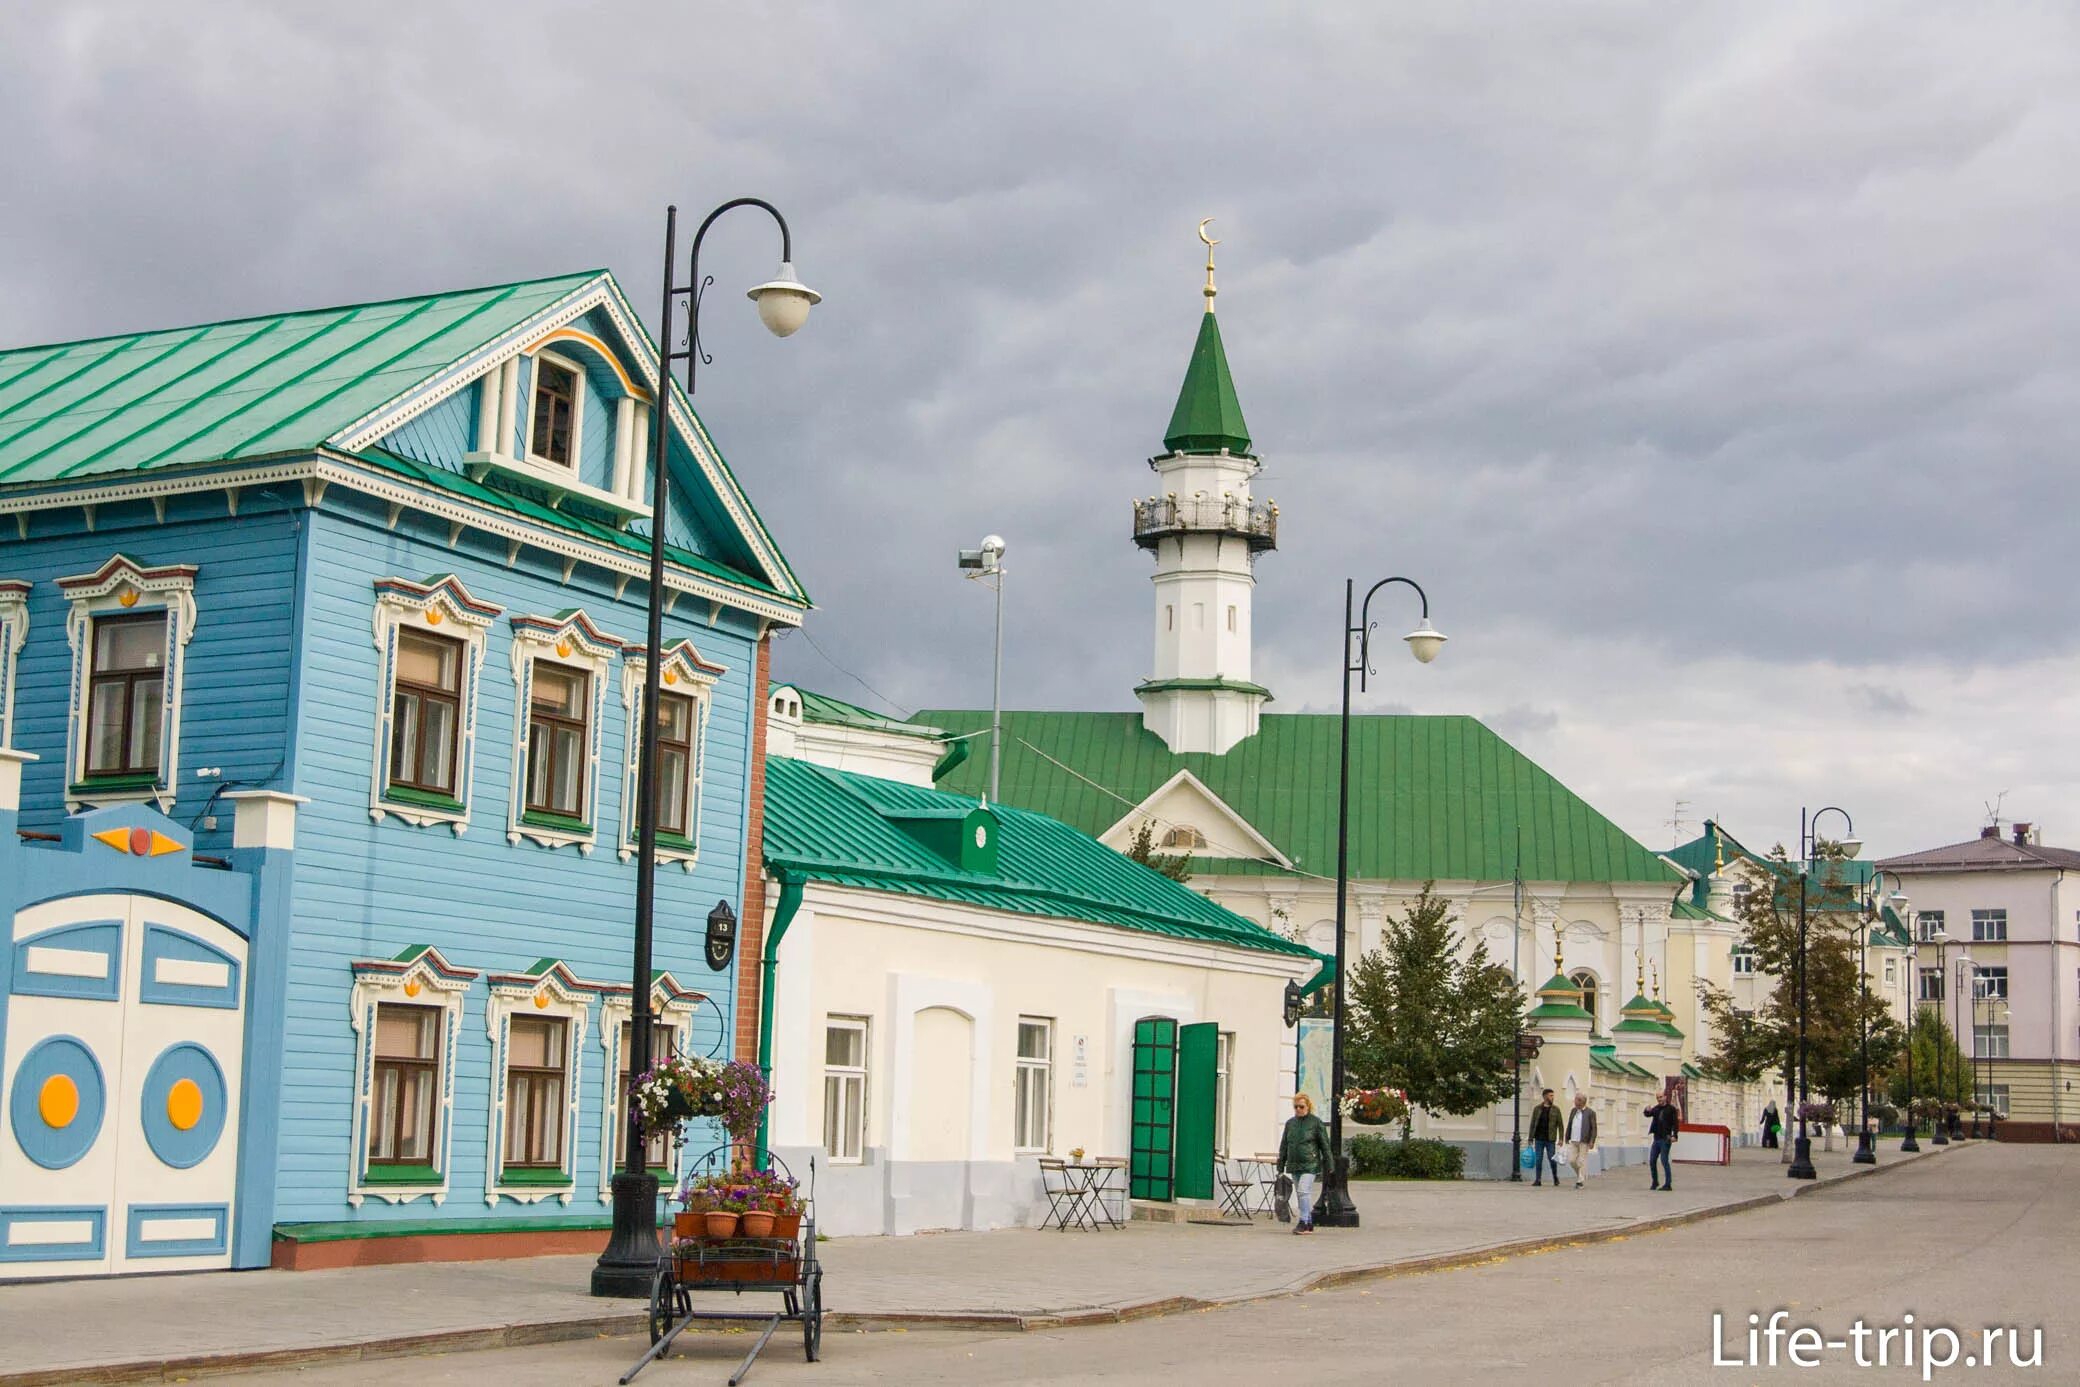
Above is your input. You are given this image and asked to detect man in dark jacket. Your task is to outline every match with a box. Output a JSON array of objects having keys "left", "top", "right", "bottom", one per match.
[
  {"left": 1527, "top": 1089, "right": 1563, "bottom": 1187},
  {"left": 1645, "top": 1095, "right": 1682, "bottom": 1190}
]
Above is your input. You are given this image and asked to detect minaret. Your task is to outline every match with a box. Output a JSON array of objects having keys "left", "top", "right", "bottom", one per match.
[{"left": 1132, "top": 220, "right": 1276, "bottom": 755}]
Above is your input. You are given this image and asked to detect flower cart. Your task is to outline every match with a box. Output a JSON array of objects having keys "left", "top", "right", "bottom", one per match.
[{"left": 617, "top": 1056, "right": 822, "bottom": 1385}]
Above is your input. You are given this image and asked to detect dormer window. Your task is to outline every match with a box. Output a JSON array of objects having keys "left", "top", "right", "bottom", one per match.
[
  {"left": 1161, "top": 824, "right": 1207, "bottom": 850},
  {"left": 527, "top": 356, "right": 581, "bottom": 469}
]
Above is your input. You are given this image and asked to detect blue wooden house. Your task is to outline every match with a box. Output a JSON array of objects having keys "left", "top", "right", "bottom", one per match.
[{"left": 0, "top": 271, "right": 807, "bottom": 1275}]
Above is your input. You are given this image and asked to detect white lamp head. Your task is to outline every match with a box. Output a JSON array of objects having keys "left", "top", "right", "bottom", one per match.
[
  {"left": 1837, "top": 836, "right": 1864, "bottom": 859},
  {"left": 1403, "top": 621, "right": 1447, "bottom": 665},
  {"left": 747, "top": 261, "right": 820, "bottom": 337}
]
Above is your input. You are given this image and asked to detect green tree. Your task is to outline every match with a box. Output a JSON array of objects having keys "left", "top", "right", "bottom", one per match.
[
  {"left": 1885, "top": 1009, "right": 1973, "bottom": 1112},
  {"left": 1696, "top": 847, "right": 1905, "bottom": 1115},
  {"left": 1344, "top": 884, "right": 1521, "bottom": 1138},
  {"left": 1123, "top": 819, "right": 1192, "bottom": 882}
]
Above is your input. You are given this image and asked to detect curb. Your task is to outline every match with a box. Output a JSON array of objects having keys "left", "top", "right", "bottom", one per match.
[{"left": 0, "top": 1145, "right": 1963, "bottom": 1385}]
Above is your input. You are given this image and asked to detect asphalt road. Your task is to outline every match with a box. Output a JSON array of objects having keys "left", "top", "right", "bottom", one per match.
[{"left": 214, "top": 1143, "right": 2070, "bottom": 1386}]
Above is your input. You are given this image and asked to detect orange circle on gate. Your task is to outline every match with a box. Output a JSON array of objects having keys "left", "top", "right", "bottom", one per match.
[
  {"left": 166, "top": 1078, "right": 205, "bottom": 1132},
  {"left": 129, "top": 827, "right": 154, "bottom": 856},
  {"left": 38, "top": 1075, "right": 80, "bottom": 1129}
]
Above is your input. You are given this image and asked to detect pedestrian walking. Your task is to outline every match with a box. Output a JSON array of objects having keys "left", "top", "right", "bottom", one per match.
[
  {"left": 1645, "top": 1093, "right": 1681, "bottom": 1191},
  {"left": 1563, "top": 1093, "right": 1598, "bottom": 1188},
  {"left": 1277, "top": 1093, "right": 1333, "bottom": 1234},
  {"left": 1527, "top": 1089, "right": 1563, "bottom": 1187},
  {"left": 1761, "top": 1100, "right": 1780, "bottom": 1149}
]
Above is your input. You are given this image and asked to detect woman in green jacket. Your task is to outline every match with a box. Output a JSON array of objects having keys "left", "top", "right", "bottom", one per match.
[{"left": 1277, "top": 1093, "right": 1333, "bottom": 1234}]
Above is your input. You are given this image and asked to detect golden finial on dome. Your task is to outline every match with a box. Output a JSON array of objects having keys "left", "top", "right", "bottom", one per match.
[{"left": 1197, "top": 218, "right": 1220, "bottom": 312}]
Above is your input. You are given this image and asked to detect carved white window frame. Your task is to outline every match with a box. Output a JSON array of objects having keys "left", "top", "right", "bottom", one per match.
[
  {"left": 369, "top": 575, "right": 501, "bottom": 833},
  {"left": 56, "top": 555, "right": 198, "bottom": 811},
  {"left": 0, "top": 580, "right": 26, "bottom": 749},
  {"left": 507, "top": 610, "right": 620, "bottom": 852},
  {"left": 595, "top": 973, "right": 708, "bottom": 1204},
  {"left": 347, "top": 946, "right": 479, "bottom": 1208},
  {"left": 483, "top": 961, "right": 599, "bottom": 1206},
  {"left": 618, "top": 640, "right": 725, "bottom": 867}
]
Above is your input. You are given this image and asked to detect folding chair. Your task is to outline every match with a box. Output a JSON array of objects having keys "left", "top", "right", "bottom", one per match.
[
  {"left": 1038, "top": 1158, "right": 1091, "bottom": 1231},
  {"left": 1215, "top": 1154, "right": 1256, "bottom": 1221},
  {"left": 1088, "top": 1157, "right": 1128, "bottom": 1228},
  {"left": 1251, "top": 1153, "right": 1282, "bottom": 1216}
]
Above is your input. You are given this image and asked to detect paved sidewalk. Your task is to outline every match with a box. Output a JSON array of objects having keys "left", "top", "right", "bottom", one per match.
[{"left": 0, "top": 1142, "right": 1962, "bottom": 1386}]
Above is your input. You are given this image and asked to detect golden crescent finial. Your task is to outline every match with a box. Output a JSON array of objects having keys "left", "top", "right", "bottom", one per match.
[
  {"left": 1197, "top": 217, "right": 1220, "bottom": 248},
  {"left": 1198, "top": 218, "right": 1219, "bottom": 311}
]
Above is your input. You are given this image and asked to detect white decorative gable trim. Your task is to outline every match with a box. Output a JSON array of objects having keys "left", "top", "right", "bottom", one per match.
[
  {"left": 483, "top": 960, "right": 601, "bottom": 1206},
  {"left": 595, "top": 972, "right": 710, "bottom": 1204},
  {"left": 1099, "top": 768, "right": 1292, "bottom": 869},
  {"left": 507, "top": 610, "right": 621, "bottom": 852},
  {"left": 370, "top": 575, "right": 502, "bottom": 833},
  {"left": 55, "top": 555, "right": 199, "bottom": 812},
  {"left": 617, "top": 639, "right": 725, "bottom": 867},
  {"left": 0, "top": 580, "right": 26, "bottom": 749},
  {"left": 347, "top": 946, "right": 479, "bottom": 1208}
]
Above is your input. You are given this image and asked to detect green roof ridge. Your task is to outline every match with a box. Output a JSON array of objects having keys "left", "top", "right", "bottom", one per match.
[{"left": 1163, "top": 310, "right": 1252, "bottom": 456}]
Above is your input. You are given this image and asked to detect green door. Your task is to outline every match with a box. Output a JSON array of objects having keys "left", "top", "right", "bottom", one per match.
[
  {"left": 1129, "top": 1016, "right": 1178, "bottom": 1200},
  {"left": 1174, "top": 1022, "right": 1218, "bottom": 1200}
]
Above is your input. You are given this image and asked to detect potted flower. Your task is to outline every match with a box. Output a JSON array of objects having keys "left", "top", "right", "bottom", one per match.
[
  {"left": 713, "top": 1060, "right": 775, "bottom": 1143},
  {"left": 1340, "top": 1086, "right": 1410, "bottom": 1127},
  {"left": 1068, "top": 1146, "right": 1085, "bottom": 1163}
]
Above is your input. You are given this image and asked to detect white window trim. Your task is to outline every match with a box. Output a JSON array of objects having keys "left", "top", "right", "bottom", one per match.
[
  {"left": 824, "top": 1016, "right": 870, "bottom": 1165},
  {"left": 617, "top": 640, "right": 724, "bottom": 867},
  {"left": 56, "top": 555, "right": 197, "bottom": 811},
  {"left": 595, "top": 973, "right": 708, "bottom": 1204},
  {"left": 1013, "top": 1016, "right": 1053, "bottom": 1155},
  {"left": 369, "top": 575, "right": 500, "bottom": 833},
  {"left": 347, "top": 946, "right": 479, "bottom": 1208},
  {"left": 1972, "top": 909, "right": 2008, "bottom": 942},
  {"left": 0, "top": 580, "right": 26, "bottom": 749},
  {"left": 483, "top": 961, "right": 599, "bottom": 1205},
  {"left": 524, "top": 350, "right": 587, "bottom": 472},
  {"left": 507, "top": 611, "right": 621, "bottom": 852}
]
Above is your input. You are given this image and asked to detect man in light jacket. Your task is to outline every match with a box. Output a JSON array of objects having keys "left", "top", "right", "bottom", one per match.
[{"left": 1563, "top": 1093, "right": 1598, "bottom": 1188}]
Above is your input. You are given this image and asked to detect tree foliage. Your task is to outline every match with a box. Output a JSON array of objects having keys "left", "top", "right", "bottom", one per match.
[
  {"left": 1694, "top": 848, "right": 1905, "bottom": 1106},
  {"left": 1884, "top": 1009, "right": 1974, "bottom": 1109},
  {"left": 1344, "top": 884, "right": 1521, "bottom": 1138},
  {"left": 1123, "top": 819, "right": 1193, "bottom": 882}
]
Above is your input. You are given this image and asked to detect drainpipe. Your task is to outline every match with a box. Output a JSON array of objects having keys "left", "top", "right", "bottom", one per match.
[{"left": 755, "top": 871, "right": 807, "bottom": 1152}]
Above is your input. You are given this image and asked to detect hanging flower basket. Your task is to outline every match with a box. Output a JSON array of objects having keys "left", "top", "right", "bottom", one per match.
[{"left": 1339, "top": 1086, "right": 1410, "bottom": 1126}]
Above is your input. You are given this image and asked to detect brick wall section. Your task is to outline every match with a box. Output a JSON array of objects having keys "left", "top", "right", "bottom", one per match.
[{"left": 734, "top": 632, "right": 773, "bottom": 1064}]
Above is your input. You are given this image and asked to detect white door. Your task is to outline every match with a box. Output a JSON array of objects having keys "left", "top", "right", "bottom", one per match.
[{"left": 2, "top": 893, "right": 246, "bottom": 1277}]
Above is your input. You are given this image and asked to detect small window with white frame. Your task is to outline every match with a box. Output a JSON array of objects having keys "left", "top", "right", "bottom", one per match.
[
  {"left": 1883, "top": 958, "right": 1897, "bottom": 986},
  {"left": 1214, "top": 1030, "right": 1234, "bottom": 1157},
  {"left": 823, "top": 1017, "right": 869, "bottom": 1163},
  {"left": 507, "top": 611, "right": 619, "bottom": 851},
  {"left": 1971, "top": 908, "right": 2007, "bottom": 942},
  {"left": 526, "top": 353, "right": 584, "bottom": 469},
  {"left": 1974, "top": 966, "right": 2009, "bottom": 1000},
  {"left": 1732, "top": 946, "right": 1757, "bottom": 977},
  {"left": 370, "top": 575, "right": 499, "bottom": 832},
  {"left": 1974, "top": 1084, "right": 2009, "bottom": 1118},
  {"left": 1972, "top": 1024, "right": 2009, "bottom": 1059},
  {"left": 1014, "top": 1017, "right": 1053, "bottom": 1153},
  {"left": 348, "top": 945, "right": 479, "bottom": 1206},
  {"left": 1916, "top": 910, "right": 1944, "bottom": 943},
  {"left": 618, "top": 640, "right": 722, "bottom": 865},
  {"left": 483, "top": 960, "right": 598, "bottom": 1203},
  {"left": 1918, "top": 967, "right": 1943, "bottom": 1002},
  {"left": 0, "top": 580, "right": 27, "bottom": 750},
  {"left": 56, "top": 555, "right": 197, "bottom": 810}
]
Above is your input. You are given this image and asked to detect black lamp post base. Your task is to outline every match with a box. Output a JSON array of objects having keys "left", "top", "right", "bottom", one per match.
[
  {"left": 1930, "top": 1126, "right": 1948, "bottom": 1146},
  {"left": 1313, "top": 1160, "right": 1361, "bottom": 1228},
  {"left": 1852, "top": 1130, "right": 1876, "bottom": 1165},
  {"left": 591, "top": 1171, "right": 662, "bottom": 1298},
  {"left": 1900, "top": 1127, "right": 1920, "bottom": 1152},
  {"left": 1787, "top": 1136, "right": 1817, "bottom": 1180}
]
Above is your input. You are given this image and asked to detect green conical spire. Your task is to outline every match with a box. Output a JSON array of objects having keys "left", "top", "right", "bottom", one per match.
[{"left": 1163, "top": 310, "right": 1253, "bottom": 457}]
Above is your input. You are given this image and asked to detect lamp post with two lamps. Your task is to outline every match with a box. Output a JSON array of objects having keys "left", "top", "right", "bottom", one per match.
[
  {"left": 1854, "top": 869, "right": 1908, "bottom": 1165},
  {"left": 1899, "top": 931, "right": 1921, "bottom": 1154},
  {"left": 1925, "top": 927, "right": 1952, "bottom": 1146},
  {"left": 956, "top": 536, "right": 1008, "bottom": 803},
  {"left": 1313, "top": 577, "right": 1445, "bottom": 1230},
  {"left": 592, "top": 201, "right": 820, "bottom": 1299},
  {"left": 1787, "top": 805, "right": 1862, "bottom": 1181}
]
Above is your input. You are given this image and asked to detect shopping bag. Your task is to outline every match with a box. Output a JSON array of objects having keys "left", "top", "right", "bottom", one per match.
[
  {"left": 1274, "top": 1173, "right": 1293, "bottom": 1223},
  {"left": 1518, "top": 1145, "right": 1538, "bottom": 1171}
]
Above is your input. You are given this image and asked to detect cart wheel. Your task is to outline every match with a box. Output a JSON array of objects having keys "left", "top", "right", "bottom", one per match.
[
  {"left": 802, "top": 1267, "right": 823, "bottom": 1362},
  {"left": 648, "top": 1268, "right": 675, "bottom": 1348}
]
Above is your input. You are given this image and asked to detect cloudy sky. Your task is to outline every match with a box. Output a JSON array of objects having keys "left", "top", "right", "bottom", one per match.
[{"left": 4, "top": 2, "right": 2075, "bottom": 858}]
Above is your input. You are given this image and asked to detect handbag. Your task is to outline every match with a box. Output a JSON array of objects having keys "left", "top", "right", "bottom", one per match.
[
  {"left": 1274, "top": 1173, "right": 1293, "bottom": 1223},
  {"left": 1518, "top": 1145, "right": 1538, "bottom": 1171}
]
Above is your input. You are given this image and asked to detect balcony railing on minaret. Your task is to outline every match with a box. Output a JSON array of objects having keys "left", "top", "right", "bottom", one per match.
[{"left": 1131, "top": 495, "right": 1278, "bottom": 551}]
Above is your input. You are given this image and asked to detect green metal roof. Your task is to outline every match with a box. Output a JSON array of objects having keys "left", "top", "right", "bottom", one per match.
[
  {"left": 915, "top": 710, "right": 1682, "bottom": 885},
  {"left": 0, "top": 272, "right": 600, "bottom": 484},
  {"left": 761, "top": 756, "right": 1317, "bottom": 961},
  {"left": 783, "top": 687, "right": 944, "bottom": 740},
  {"left": 1670, "top": 821, "right": 1884, "bottom": 910},
  {"left": 1163, "top": 310, "right": 1252, "bottom": 456}
]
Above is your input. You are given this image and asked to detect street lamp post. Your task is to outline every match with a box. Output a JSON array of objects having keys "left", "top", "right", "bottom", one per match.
[
  {"left": 1788, "top": 805, "right": 1860, "bottom": 1181},
  {"left": 1314, "top": 576, "right": 1445, "bottom": 1230},
  {"left": 592, "top": 201, "right": 819, "bottom": 1299},
  {"left": 1928, "top": 928, "right": 1951, "bottom": 1145},
  {"left": 956, "top": 536, "right": 1007, "bottom": 802},
  {"left": 1958, "top": 957, "right": 1980, "bottom": 1138},
  {"left": 1853, "top": 870, "right": 1905, "bottom": 1165},
  {"left": 1900, "top": 933, "right": 1920, "bottom": 1153}
]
